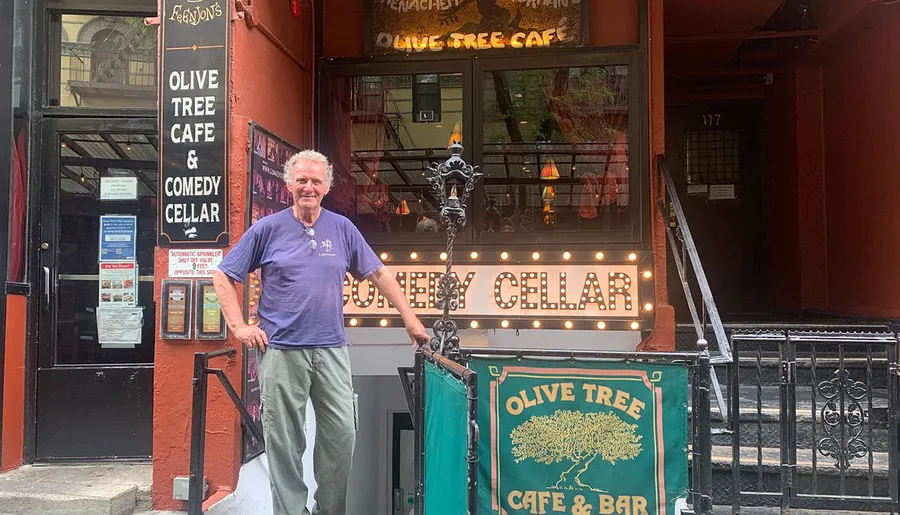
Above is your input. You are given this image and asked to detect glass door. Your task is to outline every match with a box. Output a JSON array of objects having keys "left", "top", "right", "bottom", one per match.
[{"left": 36, "top": 117, "right": 157, "bottom": 460}]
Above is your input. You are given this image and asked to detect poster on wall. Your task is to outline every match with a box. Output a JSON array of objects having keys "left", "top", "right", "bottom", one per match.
[
  {"left": 158, "top": 0, "right": 230, "bottom": 246},
  {"left": 242, "top": 122, "right": 301, "bottom": 461},
  {"left": 368, "top": 0, "right": 587, "bottom": 55},
  {"left": 468, "top": 358, "right": 690, "bottom": 515}
]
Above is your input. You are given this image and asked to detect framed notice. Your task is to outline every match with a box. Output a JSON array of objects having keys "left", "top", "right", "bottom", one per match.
[
  {"left": 161, "top": 279, "right": 192, "bottom": 339},
  {"left": 367, "top": 0, "right": 588, "bottom": 55},
  {"left": 195, "top": 279, "right": 226, "bottom": 340},
  {"left": 158, "top": 0, "right": 230, "bottom": 246}
]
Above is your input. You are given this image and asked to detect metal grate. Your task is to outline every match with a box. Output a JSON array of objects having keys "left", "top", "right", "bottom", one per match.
[{"left": 685, "top": 129, "right": 741, "bottom": 185}]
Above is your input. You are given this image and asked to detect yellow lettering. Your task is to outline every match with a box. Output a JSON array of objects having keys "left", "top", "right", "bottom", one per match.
[
  {"left": 537, "top": 491, "right": 551, "bottom": 514},
  {"left": 506, "top": 396, "right": 524, "bottom": 415},
  {"left": 552, "top": 492, "right": 565, "bottom": 512},
  {"left": 428, "top": 35, "right": 443, "bottom": 51},
  {"left": 598, "top": 494, "right": 615, "bottom": 514},
  {"left": 541, "top": 28, "right": 556, "bottom": 46},
  {"left": 490, "top": 31, "right": 505, "bottom": 48},
  {"left": 582, "top": 383, "right": 597, "bottom": 403},
  {"left": 615, "top": 495, "right": 632, "bottom": 514},
  {"left": 520, "top": 389, "right": 537, "bottom": 409},
  {"left": 633, "top": 496, "right": 649, "bottom": 515},
  {"left": 626, "top": 398, "right": 646, "bottom": 420},
  {"left": 463, "top": 33, "right": 477, "bottom": 49},
  {"left": 510, "top": 32, "right": 525, "bottom": 48},
  {"left": 508, "top": 490, "right": 524, "bottom": 510},
  {"left": 560, "top": 382, "right": 575, "bottom": 401},
  {"left": 596, "top": 386, "right": 613, "bottom": 406},
  {"left": 540, "top": 383, "right": 559, "bottom": 402},
  {"left": 477, "top": 32, "right": 491, "bottom": 49},
  {"left": 522, "top": 491, "right": 537, "bottom": 514},
  {"left": 613, "top": 390, "right": 631, "bottom": 411},
  {"left": 525, "top": 31, "right": 542, "bottom": 48}
]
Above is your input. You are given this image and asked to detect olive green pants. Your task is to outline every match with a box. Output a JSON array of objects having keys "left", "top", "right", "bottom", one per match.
[{"left": 258, "top": 346, "right": 357, "bottom": 515}]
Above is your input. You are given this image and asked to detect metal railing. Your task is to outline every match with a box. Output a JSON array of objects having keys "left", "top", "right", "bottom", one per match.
[
  {"left": 188, "top": 348, "right": 265, "bottom": 515},
  {"left": 657, "top": 154, "right": 731, "bottom": 425},
  {"left": 727, "top": 326, "right": 899, "bottom": 512}
]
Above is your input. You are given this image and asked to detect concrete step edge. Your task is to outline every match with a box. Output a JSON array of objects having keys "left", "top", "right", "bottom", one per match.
[{"left": 0, "top": 485, "right": 137, "bottom": 515}]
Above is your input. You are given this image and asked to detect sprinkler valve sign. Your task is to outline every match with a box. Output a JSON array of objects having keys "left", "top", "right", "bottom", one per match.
[
  {"left": 343, "top": 264, "right": 640, "bottom": 318},
  {"left": 368, "top": 0, "right": 586, "bottom": 54},
  {"left": 159, "top": 0, "right": 230, "bottom": 246}
]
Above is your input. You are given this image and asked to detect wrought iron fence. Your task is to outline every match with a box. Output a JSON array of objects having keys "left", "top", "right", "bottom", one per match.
[{"left": 727, "top": 326, "right": 899, "bottom": 513}]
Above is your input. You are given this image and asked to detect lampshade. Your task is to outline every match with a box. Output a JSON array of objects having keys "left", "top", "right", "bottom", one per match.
[
  {"left": 447, "top": 121, "right": 463, "bottom": 148},
  {"left": 542, "top": 185, "right": 556, "bottom": 201},
  {"left": 395, "top": 200, "right": 410, "bottom": 215},
  {"left": 541, "top": 158, "right": 560, "bottom": 180}
]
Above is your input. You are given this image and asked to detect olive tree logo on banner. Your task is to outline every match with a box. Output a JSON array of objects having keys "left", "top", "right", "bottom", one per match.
[{"left": 468, "top": 359, "right": 689, "bottom": 515}]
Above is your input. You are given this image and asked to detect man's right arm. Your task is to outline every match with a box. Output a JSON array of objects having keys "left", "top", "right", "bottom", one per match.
[{"left": 212, "top": 269, "right": 268, "bottom": 351}]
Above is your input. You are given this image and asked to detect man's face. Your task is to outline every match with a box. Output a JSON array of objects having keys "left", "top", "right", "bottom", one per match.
[{"left": 287, "top": 160, "right": 330, "bottom": 210}]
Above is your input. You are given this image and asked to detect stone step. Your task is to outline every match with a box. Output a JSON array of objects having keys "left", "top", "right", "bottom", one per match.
[{"left": 0, "top": 463, "right": 152, "bottom": 515}]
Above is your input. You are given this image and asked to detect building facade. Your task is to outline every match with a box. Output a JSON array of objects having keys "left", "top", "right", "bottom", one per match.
[{"left": 2, "top": 0, "right": 900, "bottom": 513}]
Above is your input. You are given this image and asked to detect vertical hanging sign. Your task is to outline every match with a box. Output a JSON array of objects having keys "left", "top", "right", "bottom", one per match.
[{"left": 159, "top": 0, "right": 230, "bottom": 246}]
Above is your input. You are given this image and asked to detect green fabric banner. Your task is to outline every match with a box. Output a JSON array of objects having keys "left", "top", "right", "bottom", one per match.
[
  {"left": 468, "top": 358, "right": 689, "bottom": 515},
  {"left": 424, "top": 360, "right": 469, "bottom": 515}
]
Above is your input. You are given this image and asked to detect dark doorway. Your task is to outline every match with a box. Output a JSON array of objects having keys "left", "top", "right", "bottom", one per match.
[
  {"left": 36, "top": 117, "right": 157, "bottom": 460},
  {"left": 665, "top": 101, "right": 771, "bottom": 321}
]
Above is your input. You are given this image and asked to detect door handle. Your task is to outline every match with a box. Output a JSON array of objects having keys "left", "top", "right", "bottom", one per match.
[{"left": 43, "top": 266, "right": 51, "bottom": 310}]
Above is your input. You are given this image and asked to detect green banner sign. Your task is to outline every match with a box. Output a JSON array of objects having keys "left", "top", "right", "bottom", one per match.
[{"left": 469, "top": 358, "right": 689, "bottom": 515}]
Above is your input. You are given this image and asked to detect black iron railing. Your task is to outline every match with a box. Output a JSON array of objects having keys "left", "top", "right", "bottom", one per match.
[
  {"left": 657, "top": 154, "right": 731, "bottom": 425},
  {"left": 188, "top": 348, "right": 265, "bottom": 515},
  {"left": 726, "top": 325, "right": 899, "bottom": 512}
]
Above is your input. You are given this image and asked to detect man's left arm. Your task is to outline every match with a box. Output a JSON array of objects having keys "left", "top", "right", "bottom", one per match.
[{"left": 367, "top": 265, "right": 429, "bottom": 346}]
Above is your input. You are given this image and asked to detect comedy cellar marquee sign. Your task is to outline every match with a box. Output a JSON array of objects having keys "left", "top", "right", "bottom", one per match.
[
  {"left": 159, "top": 0, "right": 230, "bottom": 246},
  {"left": 369, "top": 0, "right": 586, "bottom": 54},
  {"left": 468, "top": 358, "right": 689, "bottom": 515},
  {"left": 343, "top": 264, "right": 640, "bottom": 318}
]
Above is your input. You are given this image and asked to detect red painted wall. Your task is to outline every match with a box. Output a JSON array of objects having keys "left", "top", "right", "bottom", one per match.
[
  {"left": 820, "top": 10, "right": 900, "bottom": 318},
  {"left": 1, "top": 295, "right": 27, "bottom": 472},
  {"left": 322, "top": 0, "right": 639, "bottom": 57},
  {"left": 151, "top": 1, "right": 314, "bottom": 509}
]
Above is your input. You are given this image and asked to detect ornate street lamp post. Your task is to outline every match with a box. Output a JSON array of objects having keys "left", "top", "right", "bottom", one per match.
[{"left": 424, "top": 141, "right": 482, "bottom": 356}]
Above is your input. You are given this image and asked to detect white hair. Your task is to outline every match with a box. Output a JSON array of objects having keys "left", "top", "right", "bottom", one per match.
[{"left": 283, "top": 150, "right": 334, "bottom": 188}]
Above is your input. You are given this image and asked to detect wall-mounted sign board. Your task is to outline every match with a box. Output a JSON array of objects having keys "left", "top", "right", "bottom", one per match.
[
  {"left": 161, "top": 279, "right": 193, "bottom": 339},
  {"left": 195, "top": 279, "right": 226, "bottom": 340},
  {"left": 158, "top": 0, "right": 230, "bottom": 246},
  {"left": 368, "top": 0, "right": 587, "bottom": 55}
]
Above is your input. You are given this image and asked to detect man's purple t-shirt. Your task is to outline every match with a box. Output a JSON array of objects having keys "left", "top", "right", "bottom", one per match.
[{"left": 217, "top": 207, "right": 382, "bottom": 349}]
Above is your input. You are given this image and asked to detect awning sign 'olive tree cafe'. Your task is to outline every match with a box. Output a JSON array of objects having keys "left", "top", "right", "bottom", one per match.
[
  {"left": 369, "top": 0, "right": 586, "bottom": 54},
  {"left": 159, "top": 0, "right": 230, "bottom": 246}
]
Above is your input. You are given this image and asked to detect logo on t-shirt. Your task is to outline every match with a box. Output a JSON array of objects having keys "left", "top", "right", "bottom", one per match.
[{"left": 319, "top": 239, "right": 336, "bottom": 256}]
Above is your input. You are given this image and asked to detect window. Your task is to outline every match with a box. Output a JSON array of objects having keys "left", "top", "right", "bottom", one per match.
[
  {"left": 481, "top": 66, "right": 631, "bottom": 236},
  {"left": 57, "top": 14, "right": 157, "bottom": 108},
  {"left": 685, "top": 129, "right": 741, "bottom": 185},
  {"left": 325, "top": 73, "right": 463, "bottom": 241}
]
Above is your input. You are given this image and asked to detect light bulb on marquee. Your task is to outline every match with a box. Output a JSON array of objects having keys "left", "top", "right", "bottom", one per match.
[
  {"left": 440, "top": 252, "right": 448, "bottom": 260},
  {"left": 470, "top": 321, "right": 479, "bottom": 329},
  {"left": 564, "top": 321, "right": 574, "bottom": 329},
  {"left": 562, "top": 251, "right": 571, "bottom": 260},
  {"left": 409, "top": 252, "right": 419, "bottom": 260},
  {"left": 532, "top": 320, "right": 541, "bottom": 328},
  {"left": 644, "top": 303, "right": 653, "bottom": 312},
  {"left": 532, "top": 252, "right": 540, "bottom": 260},
  {"left": 380, "top": 252, "right": 389, "bottom": 260},
  {"left": 597, "top": 321, "right": 606, "bottom": 330},
  {"left": 628, "top": 252, "right": 638, "bottom": 261},
  {"left": 349, "top": 318, "right": 359, "bottom": 327},
  {"left": 470, "top": 251, "right": 479, "bottom": 259},
  {"left": 630, "top": 322, "right": 640, "bottom": 330},
  {"left": 500, "top": 251, "right": 510, "bottom": 260},
  {"left": 643, "top": 270, "right": 653, "bottom": 279},
  {"left": 380, "top": 319, "right": 389, "bottom": 327},
  {"left": 595, "top": 252, "right": 605, "bottom": 260},
  {"left": 501, "top": 320, "right": 510, "bottom": 328}
]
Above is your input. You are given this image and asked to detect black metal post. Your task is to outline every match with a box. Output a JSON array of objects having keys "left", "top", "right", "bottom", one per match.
[
  {"left": 697, "top": 340, "right": 713, "bottom": 514},
  {"left": 466, "top": 370, "right": 479, "bottom": 515},
  {"left": 414, "top": 349, "right": 425, "bottom": 515},
  {"left": 188, "top": 352, "right": 210, "bottom": 515}
]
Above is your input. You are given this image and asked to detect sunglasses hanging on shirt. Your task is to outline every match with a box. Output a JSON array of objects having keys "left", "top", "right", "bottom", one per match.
[{"left": 305, "top": 227, "right": 317, "bottom": 250}]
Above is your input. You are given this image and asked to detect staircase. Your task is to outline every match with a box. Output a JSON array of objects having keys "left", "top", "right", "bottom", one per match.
[
  {"left": 659, "top": 155, "right": 899, "bottom": 513},
  {"left": 0, "top": 463, "right": 181, "bottom": 515}
]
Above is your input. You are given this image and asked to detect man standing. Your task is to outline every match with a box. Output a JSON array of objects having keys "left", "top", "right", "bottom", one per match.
[{"left": 213, "top": 150, "right": 428, "bottom": 515}]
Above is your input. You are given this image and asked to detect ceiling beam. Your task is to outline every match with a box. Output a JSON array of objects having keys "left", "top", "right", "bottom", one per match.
[{"left": 667, "top": 29, "right": 819, "bottom": 44}]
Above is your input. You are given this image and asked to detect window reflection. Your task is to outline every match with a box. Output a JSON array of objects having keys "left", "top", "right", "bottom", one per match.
[
  {"left": 59, "top": 15, "right": 157, "bottom": 108},
  {"left": 482, "top": 66, "right": 631, "bottom": 236},
  {"left": 327, "top": 74, "right": 463, "bottom": 238}
]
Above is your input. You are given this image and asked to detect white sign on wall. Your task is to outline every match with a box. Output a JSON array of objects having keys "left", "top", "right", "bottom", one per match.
[
  {"left": 343, "top": 264, "right": 641, "bottom": 318},
  {"left": 168, "top": 249, "right": 224, "bottom": 278},
  {"left": 100, "top": 177, "right": 139, "bottom": 200}
]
